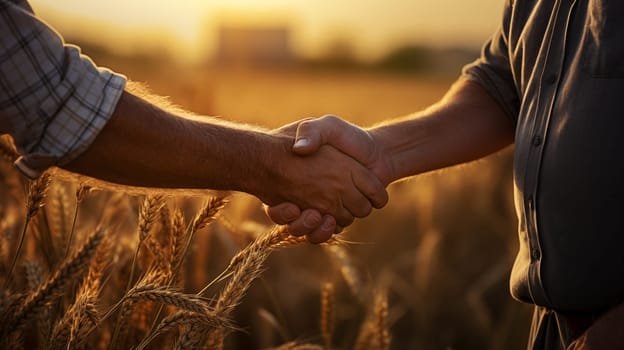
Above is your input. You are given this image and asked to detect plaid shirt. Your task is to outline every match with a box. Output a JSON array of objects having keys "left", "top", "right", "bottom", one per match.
[{"left": 0, "top": 0, "right": 126, "bottom": 178}]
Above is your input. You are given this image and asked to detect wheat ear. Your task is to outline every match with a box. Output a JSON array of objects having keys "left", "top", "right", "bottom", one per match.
[
  {"left": 48, "top": 235, "right": 110, "bottom": 349},
  {"left": 3, "top": 227, "right": 104, "bottom": 337},
  {"left": 63, "top": 184, "right": 91, "bottom": 260},
  {"left": 320, "top": 282, "right": 335, "bottom": 349},
  {"left": 125, "top": 283, "right": 212, "bottom": 315},
  {"left": 324, "top": 244, "right": 367, "bottom": 304},
  {"left": 196, "top": 226, "right": 291, "bottom": 349},
  {"left": 135, "top": 310, "right": 231, "bottom": 350},
  {"left": 145, "top": 197, "right": 227, "bottom": 339},
  {"left": 0, "top": 135, "right": 19, "bottom": 162},
  {"left": 5, "top": 172, "right": 51, "bottom": 286},
  {"left": 272, "top": 341, "right": 324, "bottom": 350},
  {"left": 353, "top": 287, "right": 391, "bottom": 350},
  {"left": 108, "top": 195, "right": 166, "bottom": 349}
]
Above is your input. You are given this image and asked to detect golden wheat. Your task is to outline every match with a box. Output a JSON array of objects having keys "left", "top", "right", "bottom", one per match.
[
  {"left": 320, "top": 282, "right": 335, "bottom": 349},
  {"left": 0, "top": 163, "right": 395, "bottom": 350},
  {"left": 4, "top": 172, "right": 52, "bottom": 286},
  {"left": 353, "top": 287, "right": 391, "bottom": 350},
  {"left": 0, "top": 136, "right": 19, "bottom": 162},
  {"left": 325, "top": 244, "right": 368, "bottom": 304},
  {"left": 3, "top": 227, "right": 105, "bottom": 338},
  {"left": 272, "top": 341, "right": 325, "bottom": 350}
]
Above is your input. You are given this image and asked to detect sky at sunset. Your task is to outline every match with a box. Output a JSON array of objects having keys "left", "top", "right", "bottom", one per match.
[{"left": 29, "top": 0, "right": 505, "bottom": 62}]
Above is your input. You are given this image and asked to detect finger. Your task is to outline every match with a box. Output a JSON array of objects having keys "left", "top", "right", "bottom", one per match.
[
  {"left": 292, "top": 119, "right": 325, "bottom": 155},
  {"left": 334, "top": 226, "right": 343, "bottom": 234},
  {"left": 305, "top": 215, "right": 336, "bottom": 244},
  {"left": 294, "top": 115, "right": 376, "bottom": 166},
  {"left": 286, "top": 209, "right": 323, "bottom": 237},
  {"left": 264, "top": 203, "right": 301, "bottom": 225},
  {"left": 341, "top": 186, "right": 373, "bottom": 219},
  {"left": 352, "top": 168, "right": 389, "bottom": 209},
  {"left": 334, "top": 205, "right": 355, "bottom": 228}
]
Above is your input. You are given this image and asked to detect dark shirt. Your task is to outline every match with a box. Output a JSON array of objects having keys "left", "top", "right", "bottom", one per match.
[{"left": 463, "top": 0, "right": 624, "bottom": 314}]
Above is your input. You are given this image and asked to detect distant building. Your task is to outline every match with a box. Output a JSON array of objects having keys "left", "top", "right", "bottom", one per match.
[{"left": 215, "top": 26, "right": 294, "bottom": 68}]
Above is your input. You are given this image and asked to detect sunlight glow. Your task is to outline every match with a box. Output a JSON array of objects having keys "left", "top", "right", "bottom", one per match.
[{"left": 29, "top": 0, "right": 503, "bottom": 62}]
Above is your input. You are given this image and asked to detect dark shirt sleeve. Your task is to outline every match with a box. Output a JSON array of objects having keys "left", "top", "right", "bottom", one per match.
[{"left": 461, "top": 0, "right": 520, "bottom": 127}]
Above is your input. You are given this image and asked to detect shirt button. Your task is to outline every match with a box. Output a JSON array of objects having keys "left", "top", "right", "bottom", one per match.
[
  {"left": 531, "top": 248, "right": 541, "bottom": 260},
  {"left": 532, "top": 135, "right": 543, "bottom": 146}
]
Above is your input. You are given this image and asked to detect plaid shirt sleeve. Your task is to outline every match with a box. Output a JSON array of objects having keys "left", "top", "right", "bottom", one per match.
[{"left": 0, "top": 0, "right": 126, "bottom": 178}]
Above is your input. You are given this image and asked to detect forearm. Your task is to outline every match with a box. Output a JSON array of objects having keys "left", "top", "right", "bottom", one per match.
[
  {"left": 63, "top": 90, "right": 280, "bottom": 196},
  {"left": 369, "top": 78, "right": 514, "bottom": 182},
  {"left": 62, "top": 88, "right": 385, "bottom": 227}
]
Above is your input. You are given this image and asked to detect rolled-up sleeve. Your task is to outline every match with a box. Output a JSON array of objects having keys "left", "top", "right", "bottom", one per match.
[
  {"left": 461, "top": 0, "right": 519, "bottom": 126},
  {"left": 0, "top": 0, "right": 126, "bottom": 178}
]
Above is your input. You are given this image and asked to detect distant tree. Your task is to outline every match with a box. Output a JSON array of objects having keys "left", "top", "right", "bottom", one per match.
[
  {"left": 323, "top": 38, "right": 359, "bottom": 68},
  {"left": 376, "top": 45, "right": 432, "bottom": 73}
]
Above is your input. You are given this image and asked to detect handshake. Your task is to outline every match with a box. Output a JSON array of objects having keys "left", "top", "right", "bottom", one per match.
[{"left": 258, "top": 115, "right": 396, "bottom": 244}]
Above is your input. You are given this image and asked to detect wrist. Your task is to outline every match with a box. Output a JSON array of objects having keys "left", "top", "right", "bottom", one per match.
[
  {"left": 242, "top": 132, "right": 293, "bottom": 205},
  {"left": 368, "top": 127, "right": 398, "bottom": 185}
]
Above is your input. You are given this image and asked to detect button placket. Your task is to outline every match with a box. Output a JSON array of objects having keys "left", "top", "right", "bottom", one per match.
[{"left": 521, "top": 0, "right": 578, "bottom": 307}]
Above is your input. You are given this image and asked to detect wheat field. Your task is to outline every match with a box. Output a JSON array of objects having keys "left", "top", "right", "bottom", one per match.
[{"left": 0, "top": 63, "right": 533, "bottom": 349}]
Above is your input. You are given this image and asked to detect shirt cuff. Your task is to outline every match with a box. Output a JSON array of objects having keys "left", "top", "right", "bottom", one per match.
[
  {"left": 461, "top": 60, "right": 520, "bottom": 128},
  {"left": 15, "top": 49, "right": 126, "bottom": 179}
]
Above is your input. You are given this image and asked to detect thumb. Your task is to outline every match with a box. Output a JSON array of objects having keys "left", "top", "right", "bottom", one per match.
[
  {"left": 294, "top": 115, "right": 375, "bottom": 165},
  {"left": 292, "top": 119, "right": 325, "bottom": 155}
]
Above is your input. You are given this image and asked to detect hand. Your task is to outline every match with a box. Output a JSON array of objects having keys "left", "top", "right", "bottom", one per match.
[
  {"left": 267, "top": 115, "right": 393, "bottom": 242},
  {"left": 291, "top": 115, "right": 394, "bottom": 185},
  {"left": 256, "top": 132, "right": 388, "bottom": 243}
]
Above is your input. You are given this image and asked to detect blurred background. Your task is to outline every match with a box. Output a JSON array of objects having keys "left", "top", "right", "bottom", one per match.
[{"left": 26, "top": 0, "right": 533, "bottom": 348}]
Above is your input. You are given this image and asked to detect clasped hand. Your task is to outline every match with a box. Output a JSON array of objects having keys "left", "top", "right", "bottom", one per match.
[{"left": 262, "top": 115, "right": 394, "bottom": 243}]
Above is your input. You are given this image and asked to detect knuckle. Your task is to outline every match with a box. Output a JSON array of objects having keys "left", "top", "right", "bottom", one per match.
[
  {"left": 321, "top": 114, "right": 340, "bottom": 125},
  {"left": 297, "top": 120, "right": 312, "bottom": 131},
  {"left": 314, "top": 200, "right": 332, "bottom": 214}
]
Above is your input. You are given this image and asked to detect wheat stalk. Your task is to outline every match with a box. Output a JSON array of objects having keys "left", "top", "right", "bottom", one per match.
[
  {"left": 5, "top": 172, "right": 51, "bottom": 286},
  {"left": 109, "top": 194, "right": 166, "bottom": 349},
  {"left": 125, "top": 284, "right": 212, "bottom": 315},
  {"left": 62, "top": 184, "right": 91, "bottom": 260},
  {"left": 23, "top": 261, "right": 44, "bottom": 291},
  {"left": 325, "top": 244, "right": 367, "bottom": 304},
  {"left": 197, "top": 227, "right": 342, "bottom": 297},
  {"left": 189, "top": 226, "right": 295, "bottom": 349},
  {"left": 371, "top": 288, "right": 390, "bottom": 350},
  {"left": 144, "top": 197, "right": 227, "bottom": 340},
  {"left": 0, "top": 135, "right": 19, "bottom": 163},
  {"left": 3, "top": 227, "right": 104, "bottom": 337},
  {"left": 320, "top": 282, "right": 335, "bottom": 349},
  {"left": 135, "top": 311, "right": 232, "bottom": 350},
  {"left": 271, "top": 341, "right": 324, "bottom": 350},
  {"left": 50, "top": 186, "right": 69, "bottom": 259},
  {"left": 353, "top": 287, "right": 391, "bottom": 350},
  {"left": 23, "top": 261, "right": 52, "bottom": 344},
  {"left": 47, "top": 290, "right": 99, "bottom": 350},
  {"left": 48, "top": 236, "right": 111, "bottom": 348},
  {"left": 174, "top": 320, "right": 206, "bottom": 350}
]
